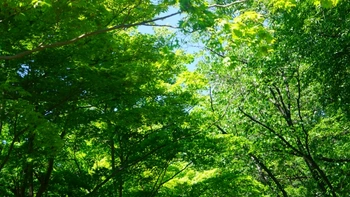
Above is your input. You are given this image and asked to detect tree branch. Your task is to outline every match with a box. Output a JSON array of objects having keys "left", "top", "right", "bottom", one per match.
[
  {"left": 304, "top": 155, "right": 336, "bottom": 197},
  {"left": 215, "top": 124, "right": 227, "bottom": 134},
  {"left": 250, "top": 153, "right": 288, "bottom": 197},
  {"left": 239, "top": 108, "right": 302, "bottom": 156},
  {"left": 1, "top": 0, "right": 249, "bottom": 60},
  {"left": 316, "top": 156, "right": 350, "bottom": 163},
  {"left": 0, "top": 126, "right": 29, "bottom": 172},
  {"left": 296, "top": 66, "right": 310, "bottom": 155},
  {"left": 142, "top": 24, "right": 180, "bottom": 29},
  {"left": 149, "top": 162, "right": 170, "bottom": 197},
  {"left": 159, "top": 161, "right": 192, "bottom": 186},
  {"left": 0, "top": 12, "right": 181, "bottom": 60},
  {"left": 208, "top": 0, "right": 247, "bottom": 8}
]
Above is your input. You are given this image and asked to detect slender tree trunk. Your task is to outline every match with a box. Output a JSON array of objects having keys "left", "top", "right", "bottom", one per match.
[
  {"left": 118, "top": 131, "right": 125, "bottom": 197},
  {"left": 37, "top": 129, "right": 66, "bottom": 196},
  {"left": 118, "top": 178, "right": 123, "bottom": 197},
  {"left": 22, "top": 132, "right": 35, "bottom": 197},
  {"left": 110, "top": 138, "right": 118, "bottom": 196},
  {"left": 118, "top": 148, "right": 124, "bottom": 197},
  {"left": 36, "top": 158, "right": 54, "bottom": 197},
  {"left": 28, "top": 133, "right": 35, "bottom": 197},
  {"left": 0, "top": 83, "right": 5, "bottom": 135}
]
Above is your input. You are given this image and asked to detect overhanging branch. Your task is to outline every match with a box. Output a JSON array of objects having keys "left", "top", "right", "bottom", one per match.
[
  {"left": 1, "top": 0, "right": 249, "bottom": 61},
  {"left": 0, "top": 12, "right": 180, "bottom": 60}
]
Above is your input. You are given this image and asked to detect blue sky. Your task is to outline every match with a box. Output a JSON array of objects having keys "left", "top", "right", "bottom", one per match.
[
  {"left": 138, "top": 6, "right": 181, "bottom": 34},
  {"left": 138, "top": 7, "right": 200, "bottom": 71}
]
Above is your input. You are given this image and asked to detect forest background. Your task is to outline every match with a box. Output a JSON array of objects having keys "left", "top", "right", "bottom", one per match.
[{"left": 0, "top": 0, "right": 349, "bottom": 196}]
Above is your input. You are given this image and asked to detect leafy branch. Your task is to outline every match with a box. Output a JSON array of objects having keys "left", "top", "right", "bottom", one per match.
[
  {"left": 0, "top": 0, "right": 249, "bottom": 60},
  {"left": 0, "top": 12, "right": 181, "bottom": 60}
]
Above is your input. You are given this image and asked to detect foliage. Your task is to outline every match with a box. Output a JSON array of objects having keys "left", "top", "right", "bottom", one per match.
[
  {"left": 0, "top": 0, "right": 349, "bottom": 196},
  {"left": 197, "top": 0, "right": 350, "bottom": 196}
]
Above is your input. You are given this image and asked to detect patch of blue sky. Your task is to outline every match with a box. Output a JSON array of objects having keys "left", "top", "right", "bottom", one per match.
[
  {"left": 138, "top": 6, "right": 203, "bottom": 71},
  {"left": 138, "top": 6, "right": 181, "bottom": 34}
]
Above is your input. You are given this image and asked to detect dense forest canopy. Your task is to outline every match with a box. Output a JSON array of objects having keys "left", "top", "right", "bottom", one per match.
[{"left": 0, "top": 0, "right": 349, "bottom": 196}]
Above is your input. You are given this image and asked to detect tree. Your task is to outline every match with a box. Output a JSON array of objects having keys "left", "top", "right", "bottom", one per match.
[
  {"left": 2, "top": 0, "right": 349, "bottom": 196},
  {"left": 0, "top": 1, "right": 209, "bottom": 196},
  {"left": 198, "top": 0, "right": 350, "bottom": 196}
]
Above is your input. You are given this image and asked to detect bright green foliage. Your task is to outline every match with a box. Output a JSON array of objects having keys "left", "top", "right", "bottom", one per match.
[
  {"left": 0, "top": 0, "right": 208, "bottom": 196},
  {"left": 198, "top": 0, "right": 350, "bottom": 196},
  {"left": 1, "top": 0, "right": 349, "bottom": 196}
]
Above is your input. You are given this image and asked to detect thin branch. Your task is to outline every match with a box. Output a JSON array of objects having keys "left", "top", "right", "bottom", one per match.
[
  {"left": 207, "top": 87, "right": 235, "bottom": 132},
  {"left": 282, "top": 70, "right": 292, "bottom": 112},
  {"left": 159, "top": 162, "right": 192, "bottom": 186},
  {"left": 269, "top": 87, "right": 285, "bottom": 117},
  {"left": 209, "top": 86, "right": 215, "bottom": 112},
  {"left": 142, "top": 24, "right": 180, "bottom": 29},
  {"left": 316, "top": 156, "right": 350, "bottom": 163},
  {"left": 215, "top": 125, "right": 227, "bottom": 134},
  {"left": 270, "top": 84, "right": 306, "bottom": 152},
  {"left": 208, "top": 85, "right": 228, "bottom": 134},
  {"left": 0, "top": 126, "right": 29, "bottom": 172},
  {"left": 203, "top": 46, "right": 249, "bottom": 64},
  {"left": 205, "top": 46, "right": 226, "bottom": 58},
  {"left": 218, "top": 94, "right": 235, "bottom": 122},
  {"left": 208, "top": 0, "right": 247, "bottom": 8}
]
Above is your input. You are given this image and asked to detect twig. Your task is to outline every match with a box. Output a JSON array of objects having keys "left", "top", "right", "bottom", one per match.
[
  {"left": 142, "top": 24, "right": 180, "bottom": 29},
  {"left": 209, "top": 0, "right": 247, "bottom": 8}
]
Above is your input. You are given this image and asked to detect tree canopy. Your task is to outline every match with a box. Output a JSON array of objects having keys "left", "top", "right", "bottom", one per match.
[{"left": 0, "top": 0, "right": 349, "bottom": 196}]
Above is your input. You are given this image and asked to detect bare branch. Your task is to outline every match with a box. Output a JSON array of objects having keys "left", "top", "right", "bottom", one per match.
[
  {"left": 209, "top": 0, "right": 247, "bottom": 8},
  {"left": 281, "top": 71, "right": 292, "bottom": 112},
  {"left": 142, "top": 24, "right": 180, "bottom": 29},
  {"left": 201, "top": 46, "right": 249, "bottom": 64},
  {"left": 86, "top": 130, "right": 199, "bottom": 196}
]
